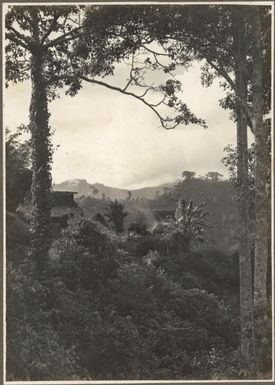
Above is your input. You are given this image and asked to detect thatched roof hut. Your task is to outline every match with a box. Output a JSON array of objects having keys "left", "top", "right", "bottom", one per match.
[{"left": 17, "top": 191, "right": 83, "bottom": 224}]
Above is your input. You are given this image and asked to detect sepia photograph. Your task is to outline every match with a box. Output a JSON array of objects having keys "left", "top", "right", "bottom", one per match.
[{"left": 2, "top": 1, "right": 274, "bottom": 382}]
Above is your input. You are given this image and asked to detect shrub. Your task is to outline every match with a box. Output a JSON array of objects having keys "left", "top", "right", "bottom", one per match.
[
  {"left": 7, "top": 216, "right": 240, "bottom": 380},
  {"left": 6, "top": 260, "right": 79, "bottom": 380},
  {"left": 128, "top": 222, "right": 149, "bottom": 236},
  {"left": 105, "top": 200, "right": 128, "bottom": 233}
]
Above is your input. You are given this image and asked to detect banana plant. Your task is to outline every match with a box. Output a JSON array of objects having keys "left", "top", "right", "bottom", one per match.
[{"left": 174, "top": 199, "right": 213, "bottom": 250}]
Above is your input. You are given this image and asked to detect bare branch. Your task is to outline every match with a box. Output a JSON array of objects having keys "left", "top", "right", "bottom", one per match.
[
  {"left": 123, "top": 77, "right": 133, "bottom": 92},
  {"left": 138, "top": 87, "right": 154, "bottom": 98},
  {"left": 79, "top": 75, "right": 174, "bottom": 129},
  {"left": 141, "top": 44, "right": 169, "bottom": 57},
  {"left": 150, "top": 95, "right": 166, "bottom": 107},
  {"left": 123, "top": 55, "right": 135, "bottom": 91}
]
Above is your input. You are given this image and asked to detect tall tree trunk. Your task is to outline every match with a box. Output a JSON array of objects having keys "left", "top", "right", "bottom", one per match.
[
  {"left": 233, "top": 11, "right": 255, "bottom": 373},
  {"left": 29, "top": 11, "right": 52, "bottom": 278},
  {"left": 252, "top": 7, "right": 269, "bottom": 315},
  {"left": 251, "top": 7, "right": 270, "bottom": 368}
]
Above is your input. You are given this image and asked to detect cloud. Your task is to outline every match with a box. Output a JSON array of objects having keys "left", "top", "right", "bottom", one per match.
[{"left": 4, "top": 61, "right": 237, "bottom": 189}]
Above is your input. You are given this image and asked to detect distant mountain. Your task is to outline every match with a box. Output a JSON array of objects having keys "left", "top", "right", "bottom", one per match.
[
  {"left": 53, "top": 179, "right": 93, "bottom": 196},
  {"left": 53, "top": 178, "right": 177, "bottom": 200}
]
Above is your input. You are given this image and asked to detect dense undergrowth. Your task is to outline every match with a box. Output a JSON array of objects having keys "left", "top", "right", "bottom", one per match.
[{"left": 6, "top": 213, "right": 250, "bottom": 381}]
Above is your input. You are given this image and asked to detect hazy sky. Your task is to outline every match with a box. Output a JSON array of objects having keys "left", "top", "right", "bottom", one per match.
[{"left": 4, "top": 60, "right": 240, "bottom": 189}]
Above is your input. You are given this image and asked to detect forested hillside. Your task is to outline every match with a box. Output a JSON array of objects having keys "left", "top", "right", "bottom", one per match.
[
  {"left": 6, "top": 133, "right": 252, "bottom": 379},
  {"left": 5, "top": 3, "right": 272, "bottom": 382},
  {"left": 76, "top": 177, "right": 239, "bottom": 250},
  {"left": 7, "top": 208, "right": 244, "bottom": 380}
]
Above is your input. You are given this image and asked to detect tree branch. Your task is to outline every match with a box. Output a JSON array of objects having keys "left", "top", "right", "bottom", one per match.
[
  {"left": 123, "top": 55, "right": 135, "bottom": 91},
  {"left": 207, "top": 59, "right": 253, "bottom": 130},
  {"left": 45, "top": 26, "right": 82, "bottom": 48},
  {"left": 141, "top": 44, "right": 169, "bottom": 57},
  {"left": 138, "top": 87, "right": 154, "bottom": 98},
  {"left": 18, "top": 9, "right": 36, "bottom": 29},
  {"left": 41, "top": 13, "right": 60, "bottom": 44},
  {"left": 6, "top": 26, "right": 31, "bottom": 46},
  {"left": 207, "top": 59, "right": 236, "bottom": 90},
  {"left": 150, "top": 95, "right": 166, "bottom": 107},
  {"left": 6, "top": 32, "right": 29, "bottom": 50},
  {"left": 79, "top": 75, "right": 174, "bottom": 129}
]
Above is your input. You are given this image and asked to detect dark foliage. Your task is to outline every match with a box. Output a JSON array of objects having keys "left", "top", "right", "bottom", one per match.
[
  {"left": 7, "top": 214, "right": 244, "bottom": 380},
  {"left": 6, "top": 129, "right": 32, "bottom": 212},
  {"left": 150, "top": 178, "right": 238, "bottom": 250},
  {"left": 128, "top": 222, "right": 149, "bottom": 236},
  {"left": 105, "top": 200, "right": 128, "bottom": 233}
]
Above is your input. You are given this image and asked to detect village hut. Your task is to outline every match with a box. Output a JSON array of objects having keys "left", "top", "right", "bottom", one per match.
[{"left": 17, "top": 191, "right": 83, "bottom": 228}]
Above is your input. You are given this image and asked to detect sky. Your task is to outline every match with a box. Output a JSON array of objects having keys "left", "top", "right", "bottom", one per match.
[{"left": 4, "top": 60, "right": 239, "bottom": 190}]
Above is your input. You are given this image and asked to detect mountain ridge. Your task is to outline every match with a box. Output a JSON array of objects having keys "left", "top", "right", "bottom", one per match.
[{"left": 53, "top": 178, "right": 177, "bottom": 200}]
